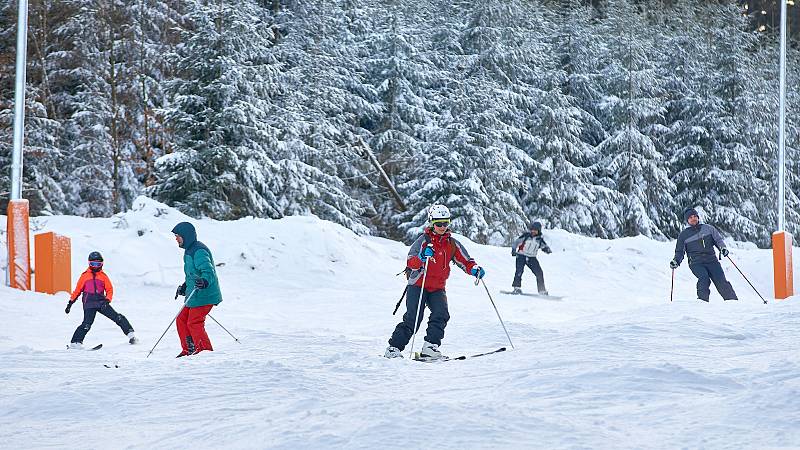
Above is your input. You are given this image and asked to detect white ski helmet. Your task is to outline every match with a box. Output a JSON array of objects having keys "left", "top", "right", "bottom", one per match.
[{"left": 427, "top": 204, "right": 451, "bottom": 223}]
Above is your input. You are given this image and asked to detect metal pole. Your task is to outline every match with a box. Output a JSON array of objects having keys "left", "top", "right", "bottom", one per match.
[
  {"left": 479, "top": 279, "right": 515, "bottom": 349},
  {"left": 778, "top": 0, "right": 787, "bottom": 232},
  {"left": 11, "top": 0, "right": 29, "bottom": 200}
]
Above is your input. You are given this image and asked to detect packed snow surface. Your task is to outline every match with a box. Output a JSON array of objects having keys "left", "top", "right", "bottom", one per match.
[{"left": 1, "top": 197, "right": 798, "bottom": 449}]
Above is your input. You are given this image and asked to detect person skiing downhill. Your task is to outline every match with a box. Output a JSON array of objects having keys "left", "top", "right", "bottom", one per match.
[
  {"left": 172, "top": 222, "right": 223, "bottom": 357},
  {"left": 384, "top": 204, "right": 486, "bottom": 360},
  {"left": 66, "top": 252, "right": 137, "bottom": 348},
  {"left": 510, "top": 221, "right": 552, "bottom": 295},
  {"left": 670, "top": 208, "right": 738, "bottom": 302}
]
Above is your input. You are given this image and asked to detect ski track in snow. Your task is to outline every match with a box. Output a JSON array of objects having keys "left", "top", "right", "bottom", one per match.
[{"left": 1, "top": 197, "right": 799, "bottom": 449}]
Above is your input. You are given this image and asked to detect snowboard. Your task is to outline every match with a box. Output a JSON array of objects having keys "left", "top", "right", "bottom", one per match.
[{"left": 500, "top": 290, "right": 564, "bottom": 301}]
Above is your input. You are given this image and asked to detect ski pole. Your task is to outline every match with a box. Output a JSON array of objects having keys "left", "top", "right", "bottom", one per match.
[
  {"left": 147, "top": 290, "right": 197, "bottom": 358},
  {"left": 670, "top": 268, "right": 675, "bottom": 302},
  {"left": 479, "top": 278, "right": 515, "bottom": 349},
  {"left": 392, "top": 286, "right": 408, "bottom": 315},
  {"left": 409, "top": 244, "right": 434, "bottom": 358},
  {"left": 207, "top": 313, "right": 240, "bottom": 343},
  {"left": 725, "top": 255, "right": 768, "bottom": 304}
]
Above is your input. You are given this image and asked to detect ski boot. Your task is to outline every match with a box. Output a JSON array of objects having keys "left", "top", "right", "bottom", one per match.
[
  {"left": 67, "top": 342, "right": 83, "bottom": 350},
  {"left": 420, "top": 341, "right": 444, "bottom": 360},
  {"left": 127, "top": 331, "right": 138, "bottom": 345},
  {"left": 384, "top": 346, "right": 403, "bottom": 359},
  {"left": 512, "top": 287, "right": 522, "bottom": 295}
]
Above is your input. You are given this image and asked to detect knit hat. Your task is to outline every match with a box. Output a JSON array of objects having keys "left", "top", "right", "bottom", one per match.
[{"left": 683, "top": 208, "right": 699, "bottom": 223}]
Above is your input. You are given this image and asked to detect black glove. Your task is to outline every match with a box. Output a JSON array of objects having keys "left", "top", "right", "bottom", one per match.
[
  {"left": 65, "top": 300, "right": 75, "bottom": 314},
  {"left": 194, "top": 278, "right": 209, "bottom": 289},
  {"left": 721, "top": 248, "right": 729, "bottom": 257},
  {"left": 511, "top": 250, "right": 517, "bottom": 257},
  {"left": 175, "top": 283, "right": 186, "bottom": 299},
  {"left": 669, "top": 259, "right": 679, "bottom": 269},
  {"left": 543, "top": 246, "right": 552, "bottom": 254}
]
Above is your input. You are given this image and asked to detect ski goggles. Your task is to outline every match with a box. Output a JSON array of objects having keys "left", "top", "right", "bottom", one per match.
[
  {"left": 431, "top": 220, "right": 450, "bottom": 228},
  {"left": 89, "top": 261, "right": 103, "bottom": 268}
]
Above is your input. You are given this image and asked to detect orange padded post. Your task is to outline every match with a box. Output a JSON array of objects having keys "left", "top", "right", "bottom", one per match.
[
  {"left": 34, "top": 232, "right": 71, "bottom": 294},
  {"left": 772, "top": 231, "right": 794, "bottom": 300},
  {"left": 6, "top": 199, "right": 30, "bottom": 290}
]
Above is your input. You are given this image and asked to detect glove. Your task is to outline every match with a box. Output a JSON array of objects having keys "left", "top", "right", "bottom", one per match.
[
  {"left": 175, "top": 283, "right": 186, "bottom": 299},
  {"left": 511, "top": 250, "right": 517, "bottom": 257},
  {"left": 470, "top": 266, "right": 486, "bottom": 279},
  {"left": 65, "top": 300, "right": 75, "bottom": 314},
  {"left": 194, "top": 278, "right": 209, "bottom": 289},
  {"left": 721, "top": 248, "right": 729, "bottom": 257},
  {"left": 669, "top": 259, "right": 679, "bottom": 269},
  {"left": 419, "top": 246, "right": 435, "bottom": 261},
  {"left": 543, "top": 246, "right": 552, "bottom": 254}
]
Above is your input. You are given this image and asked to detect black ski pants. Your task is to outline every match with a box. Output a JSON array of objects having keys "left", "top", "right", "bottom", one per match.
[
  {"left": 388, "top": 285, "right": 449, "bottom": 350},
  {"left": 71, "top": 301, "right": 134, "bottom": 344},
  {"left": 512, "top": 255, "right": 546, "bottom": 293},
  {"left": 689, "top": 261, "right": 738, "bottom": 301}
]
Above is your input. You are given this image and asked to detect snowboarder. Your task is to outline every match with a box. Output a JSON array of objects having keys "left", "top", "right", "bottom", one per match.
[
  {"left": 510, "top": 221, "right": 552, "bottom": 295},
  {"left": 384, "top": 204, "right": 485, "bottom": 360},
  {"left": 66, "top": 251, "right": 137, "bottom": 348},
  {"left": 172, "top": 222, "right": 223, "bottom": 357},
  {"left": 670, "top": 208, "right": 738, "bottom": 302}
]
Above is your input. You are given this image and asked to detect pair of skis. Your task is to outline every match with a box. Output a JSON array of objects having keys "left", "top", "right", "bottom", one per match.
[
  {"left": 412, "top": 346, "right": 506, "bottom": 363},
  {"left": 66, "top": 343, "right": 103, "bottom": 351}
]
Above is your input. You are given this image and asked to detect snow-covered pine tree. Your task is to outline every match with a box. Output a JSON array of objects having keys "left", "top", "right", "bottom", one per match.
[
  {"left": 396, "top": 0, "right": 536, "bottom": 244},
  {"left": 592, "top": 0, "right": 674, "bottom": 239},
  {"left": 270, "top": 0, "right": 372, "bottom": 234},
  {"left": 0, "top": 1, "right": 64, "bottom": 214},
  {"left": 150, "top": 0, "right": 284, "bottom": 220},
  {"left": 523, "top": 1, "right": 617, "bottom": 237},
  {"left": 669, "top": 2, "right": 772, "bottom": 243},
  {"left": 47, "top": 0, "right": 142, "bottom": 216},
  {"left": 362, "top": 0, "right": 445, "bottom": 237}
]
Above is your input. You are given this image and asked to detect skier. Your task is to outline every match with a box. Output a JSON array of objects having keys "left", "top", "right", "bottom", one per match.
[
  {"left": 172, "top": 222, "right": 223, "bottom": 357},
  {"left": 384, "top": 204, "right": 486, "bottom": 360},
  {"left": 65, "top": 251, "right": 137, "bottom": 348},
  {"left": 670, "top": 208, "right": 738, "bottom": 302},
  {"left": 510, "top": 221, "right": 552, "bottom": 295}
]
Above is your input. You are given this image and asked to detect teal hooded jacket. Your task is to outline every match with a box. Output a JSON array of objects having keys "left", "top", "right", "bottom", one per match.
[{"left": 172, "top": 222, "right": 222, "bottom": 307}]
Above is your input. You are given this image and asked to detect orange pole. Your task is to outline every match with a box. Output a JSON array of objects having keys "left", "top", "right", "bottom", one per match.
[
  {"left": 7, "top": 199, "right": 30, "bottom": 290},
  {"left": 772, "top": 231, "right": 794, "bottom": 300}
]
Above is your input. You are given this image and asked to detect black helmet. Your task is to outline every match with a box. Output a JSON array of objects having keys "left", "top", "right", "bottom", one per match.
[
  {"left": 88, "top": 251, "right": 104, "bottom": 262},
  {"left": 529, "top": 221, "right": 542, "bottom": 232}
]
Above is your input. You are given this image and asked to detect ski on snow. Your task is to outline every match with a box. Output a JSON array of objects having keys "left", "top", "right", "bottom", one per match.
[
  {"left": 412, "top": 347, "right": 507, "bottom": 363},
  {"left": 66, "top": 344, "right": 103, "bottom": 351},
  {"left": 499, "top": 290, "right": 564, "bottom": 301}
]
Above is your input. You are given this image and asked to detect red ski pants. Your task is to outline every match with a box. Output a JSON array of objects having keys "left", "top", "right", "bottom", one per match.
[{"left": 176, "top": 305, "right": 214, "bottom": 353}]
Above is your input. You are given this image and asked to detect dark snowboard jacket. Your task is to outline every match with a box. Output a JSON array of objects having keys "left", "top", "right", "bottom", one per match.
[{"left": 673, "top": 223, "right": 728, "bottom": 266}]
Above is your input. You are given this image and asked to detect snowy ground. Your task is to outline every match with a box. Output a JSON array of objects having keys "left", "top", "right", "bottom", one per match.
[{"left": 1, "top": 197, "right": 798, "bottom": 449}]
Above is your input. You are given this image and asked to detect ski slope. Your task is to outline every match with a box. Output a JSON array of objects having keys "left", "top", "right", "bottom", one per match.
[{"left": 1, "top": 196, "right": 798, "bottom": 449}]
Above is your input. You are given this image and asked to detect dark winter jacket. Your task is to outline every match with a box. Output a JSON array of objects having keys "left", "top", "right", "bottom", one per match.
[
  {"left": 172, "top": 222, "right": 222, "bottom": 307},
  {"left": 406, "top": 228, "right": 478, "bottom": 292},
  {"left": 673, "top": 223, "right": 728, "bottom": 266},
  {"left": 512, "top": 232, "right": 551, "bottom": 258}
]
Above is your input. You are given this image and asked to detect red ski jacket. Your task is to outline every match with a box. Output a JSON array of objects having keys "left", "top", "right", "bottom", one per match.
[{"left": 406, "top": 228, "right": 477, "bottom": 291}]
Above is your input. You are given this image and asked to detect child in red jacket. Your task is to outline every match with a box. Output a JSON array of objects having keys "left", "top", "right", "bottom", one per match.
[{"left": 65, "top": 251, "right": 137, "bottom": 348}]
